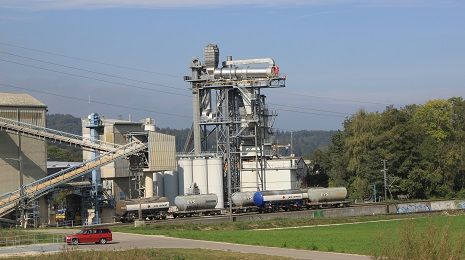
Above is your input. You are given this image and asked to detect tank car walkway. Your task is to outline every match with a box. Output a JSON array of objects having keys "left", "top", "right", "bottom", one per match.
[{"left": 0, "top": 230, "right": 370, "bottom": 260}]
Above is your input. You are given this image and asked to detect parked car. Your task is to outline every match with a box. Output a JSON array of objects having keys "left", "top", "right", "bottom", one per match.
[{"left": 65, "top": 227, "right": 112, "bottom": 245}]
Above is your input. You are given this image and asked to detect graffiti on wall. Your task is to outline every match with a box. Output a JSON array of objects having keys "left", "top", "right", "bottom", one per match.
[{"left": 396, "top": 203, "right": 430, "bottom": 214}]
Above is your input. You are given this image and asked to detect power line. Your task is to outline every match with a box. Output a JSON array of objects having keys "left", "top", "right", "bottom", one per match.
[
  {"left": 269, "top": 102, "right": 348, "bottom": 116},
  {"left": 0, "top": 50, "right": 187, "bottom": 91},
  {"left": 0, "top": 58, "right": 190, "bottom": 98},
  {"left": 0, "top": 82, "right": 352, "bottom": 120},
  {"left": 275, "top": 108, "right": 347, "bottom": 118},
  {"left": 0, "top": 83, "right": 191, "bottom": 119},
  {"left": 0, "top": 57, "right": 354, "bottom": 117},
  {"left": 0, "top": 41, "right": 181, "bottom": 79},
  {"left": 280, "top": 90, "right": 392, "bottom": 106},
  {"left": 0, "top": 41, "right": 396, "bottom": 107}
]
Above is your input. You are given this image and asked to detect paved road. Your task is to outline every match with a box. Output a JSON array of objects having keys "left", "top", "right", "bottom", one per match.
[{"left": 0, "top": 230, "right": 371, "bottom": 260}]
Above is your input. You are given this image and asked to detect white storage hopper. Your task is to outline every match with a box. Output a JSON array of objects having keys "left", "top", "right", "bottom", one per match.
[
  {"left": 207, "top": 157, "right": 224, "bottom": 208},
  {"left": 192, "top": 158, "right": 208, "bottom": 194},
  {"left": 177, "top": 158, "right": 193, "bottom": 195}
]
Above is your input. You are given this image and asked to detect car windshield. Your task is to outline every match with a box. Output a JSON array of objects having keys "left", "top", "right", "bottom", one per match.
[{"left": 76, "top": 229, "right": 87, "bottom": 234}]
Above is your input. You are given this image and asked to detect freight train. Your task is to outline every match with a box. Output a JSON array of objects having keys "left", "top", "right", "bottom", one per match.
[{"left": 116, "top": 187, "right": 348, "bottom": 222}]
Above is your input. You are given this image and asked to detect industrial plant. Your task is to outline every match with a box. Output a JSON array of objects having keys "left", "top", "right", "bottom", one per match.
[{"left": 0, "top": 44, "right": 315, "bottom": 227}]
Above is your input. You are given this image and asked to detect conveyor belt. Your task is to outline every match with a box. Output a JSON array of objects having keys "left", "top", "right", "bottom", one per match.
[
  {"left": 0, "top": 116, "right": 119, "bottom": 152},
  {"left": 0, "top": 141, "right": 147, "bottom": 217}
]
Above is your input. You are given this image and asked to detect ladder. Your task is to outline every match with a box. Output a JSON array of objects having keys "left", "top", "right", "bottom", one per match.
[
  {"left": 0, "top": 141, "right": 147, "bottom": 217},
  {"left": 0, "top": 116, "right": 119, "bottom": 152}
]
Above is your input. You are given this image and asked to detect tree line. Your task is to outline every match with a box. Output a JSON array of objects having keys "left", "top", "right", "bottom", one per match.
[{"left": 311, "top": 97, "right": 465, "bottom": 201}]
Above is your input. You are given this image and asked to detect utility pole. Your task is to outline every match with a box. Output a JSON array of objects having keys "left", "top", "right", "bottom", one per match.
[
  {"left": 290, "top": 131, "right": 293, "bottom": 155},
  {"left": 381, "top": 160, "right": 387, "bottom": 201}
]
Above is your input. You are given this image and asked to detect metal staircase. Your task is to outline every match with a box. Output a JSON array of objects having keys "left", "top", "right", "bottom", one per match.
[
  {"left": 0, "top": 141, "right": 147, "bottom": 217},
  {"left": 0, "top": 116, "right": 120, "bottom": 152}
]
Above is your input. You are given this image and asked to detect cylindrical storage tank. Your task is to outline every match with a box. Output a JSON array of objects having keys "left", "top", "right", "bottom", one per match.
[
  {"left": 174, "top": 194, "right": 218, "bottom": 211},
  {"left": 307, "top": 187, "right": 348, "bottom": 203},
  {"left": 192, "top": 158, "right": 208, "bottom": 194},
  {"left": 177, "top": 158, "right": 193, "bottom": 195},
  {"left": 207, "top": 157, "right": 224, "bottom": 208},
  {"left": 115, "top": 197, "right": 169, "bottom": 216},
  {"left": 163, "top": 170, "right": 179, "bottom": 205},
  {"left": 154, "top": 172, "right": 164, "bottom": 197},
  {"left": 253, "top": 189, "right": 304, "bottom": 207},
  {"left": 231, "top": 191, "right": 256, "bottom": 207}
]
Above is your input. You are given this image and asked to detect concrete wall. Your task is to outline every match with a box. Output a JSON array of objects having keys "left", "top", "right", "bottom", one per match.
[
  {"left": 238, "top": 204, "right": 388, "bottom": 221},
  {"left": 0, "top": 107, "right": 47, "bottom": 195},
  {"left": 393, "top": 200, "right": 465, "bottom": 214}
]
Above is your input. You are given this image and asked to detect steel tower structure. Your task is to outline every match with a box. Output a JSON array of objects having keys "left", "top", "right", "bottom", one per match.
[
  {"left": 185, "top": 44, "right": 285, "bottom": 205},
  {"left": 86, "top": 113, "right": 103, "bottom": 224}
]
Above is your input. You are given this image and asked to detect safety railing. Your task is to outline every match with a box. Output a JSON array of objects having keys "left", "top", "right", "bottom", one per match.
[{"left": 0, "top": 234, "right": 64, "bottom": 247}]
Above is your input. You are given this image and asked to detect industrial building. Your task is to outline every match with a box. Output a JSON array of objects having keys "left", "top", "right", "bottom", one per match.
[
  {"left": 0, "top": 44, "right": 308, "bottom": 227},
  {"left": 0, "top": 93, "right": 49, "bottom": 225},
  {"left": 176, "top": 44, "right": 308, "bottom": 208},
  {"left": 81, "top": 116, "right": 176, "bottom": 223},
  {"left": 0, "top": 93, "right": 177, "bottom": 226}
]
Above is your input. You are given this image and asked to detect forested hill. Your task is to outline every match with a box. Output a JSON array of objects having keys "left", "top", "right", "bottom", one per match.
[
  {"left": 45, "top": 114, "right": 334, "bottom": 161},
  {"left": 313, "top": 97, "right": 465, "bottom": 201},
  {"left": 274, "top": 130, "right": 337, "bottom": 158}
]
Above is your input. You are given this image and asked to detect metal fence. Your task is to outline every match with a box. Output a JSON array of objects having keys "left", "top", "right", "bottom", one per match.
[{"left": 0, "top": 233, "right": 64, "bottom": 247}]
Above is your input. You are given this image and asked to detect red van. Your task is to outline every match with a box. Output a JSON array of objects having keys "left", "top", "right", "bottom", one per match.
[{"left": 65, "top": 227, "right": 112, "bottom": 245}]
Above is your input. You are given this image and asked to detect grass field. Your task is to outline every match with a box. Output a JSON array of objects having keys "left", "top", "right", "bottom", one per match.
[
  {"left": 0, "top": 229, "right": 63, "bottom": 247},
  {"left": 113, "top": 212, "right": 465, "bottom": 256},
  {"left": 9, "top": 248, "right": 290, "bottom": 260}
]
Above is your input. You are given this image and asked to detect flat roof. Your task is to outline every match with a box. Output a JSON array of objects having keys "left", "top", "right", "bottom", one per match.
[{"left": 0, "top": 93, "right": 47, "bottom": 108}]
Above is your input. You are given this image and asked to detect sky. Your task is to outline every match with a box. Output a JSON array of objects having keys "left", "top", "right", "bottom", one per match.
[{"left": 0, "top": 0, "right": 464, "bottom": 130}]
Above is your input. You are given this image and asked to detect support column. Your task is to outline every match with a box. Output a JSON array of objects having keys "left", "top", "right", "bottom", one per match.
[
  {"left": 193, "top": 87, "right": 201, "bottom": 155},
  {"left": 144, "top": 171, "right": 154, "bottom": 198}
]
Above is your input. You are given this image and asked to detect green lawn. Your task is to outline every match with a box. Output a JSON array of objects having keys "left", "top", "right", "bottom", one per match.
[
  {"left": 0, "top": 229, "right": 63, "bottom": 247},
  {"left": 113, "top": 213, "right": 465, "bottom": 256}
]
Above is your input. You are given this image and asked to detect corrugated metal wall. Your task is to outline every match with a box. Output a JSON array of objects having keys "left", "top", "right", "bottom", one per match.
[{"left": 148, "top": 132, "right": 176, "bottom": 171}]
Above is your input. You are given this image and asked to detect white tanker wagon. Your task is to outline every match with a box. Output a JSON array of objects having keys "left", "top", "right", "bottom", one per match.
[
  {"left": 115, "top": 197, "right": 170, "bottom": 222},
  {"left": 172, "top": 194, "right": 222, "bottom": 218}
]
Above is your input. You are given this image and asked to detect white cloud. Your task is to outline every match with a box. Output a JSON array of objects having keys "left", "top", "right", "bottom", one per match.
[{"left": 0, "top": 0, "right": 454, "bottom": 11}]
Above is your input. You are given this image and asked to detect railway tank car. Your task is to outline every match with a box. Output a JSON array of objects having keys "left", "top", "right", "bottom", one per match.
[
  {"left": 306, "top": 187, "right": 349, "bottom": 207},
  {"left": 253, "top": 189, "right": 304, "bottom": 212},
  {"left": 231, "top": 191, "right": 257, "bottom": 212},
  {"left": 173, "top": 194, "right": 221, "bottom": 217},
  {"left": 252, "top": 187, "right": 349, "bottom": 212},
  {"left": 115, "top": 196, "right": 170, "bottom": 222}
]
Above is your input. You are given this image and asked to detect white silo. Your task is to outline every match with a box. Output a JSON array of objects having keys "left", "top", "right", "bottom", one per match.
[
  {"left": 163, "top": 170, "right": 178, "bottom": 205},
  {"left": 177, "top": 158, "right": 193, "bottom": 195},
  {"left": 192, "top": 157, "right": 208, "bottom": 194},
  {"left": 207, "top": 157, "right": 224, "bottom": 208}
]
